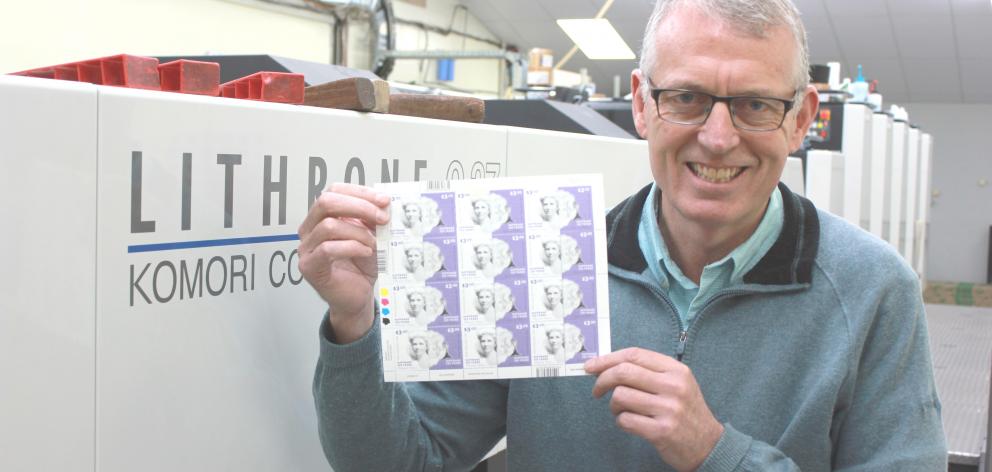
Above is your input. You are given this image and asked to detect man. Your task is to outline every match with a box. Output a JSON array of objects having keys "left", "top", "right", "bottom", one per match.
[{"left": 298, "top": 0, "right": 946, "bottom": 470}]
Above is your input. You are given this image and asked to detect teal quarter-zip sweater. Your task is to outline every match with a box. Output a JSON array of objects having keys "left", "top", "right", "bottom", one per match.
[{"left": 313, "top": 183, "right": 946, "bottom": 471}]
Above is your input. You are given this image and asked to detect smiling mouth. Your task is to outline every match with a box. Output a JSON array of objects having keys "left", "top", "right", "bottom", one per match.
[{"left": 688, "top": 163, "right": 745, "bottom": 184}]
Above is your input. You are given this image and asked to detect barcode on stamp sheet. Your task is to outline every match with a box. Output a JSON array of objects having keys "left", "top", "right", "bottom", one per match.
[
  {"left": 535, "top": 367, "right": 562, "bottom": 378},
  {"left": 376, "top": 249, "right": 387, "bottom": 273},
  {"left": 425, "top": 180, "right": 451, "bottom": 190}
]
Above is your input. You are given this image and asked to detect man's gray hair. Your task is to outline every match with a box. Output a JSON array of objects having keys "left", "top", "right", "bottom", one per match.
[{"left": 639, "top": 0, "right": 809, "bottom": 102}]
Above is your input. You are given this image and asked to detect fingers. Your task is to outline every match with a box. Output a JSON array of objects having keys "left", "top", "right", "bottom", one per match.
[
  {"left": 299, "top": 183, "right": 390, "bottom": 238},
  {"left": 609, "top": 385, "right": 667, "bottom": 417},
  {"left": 329, "top": 182, "right": 391, "bottom": 207},
  {"left": 614, "top": 411, "right": 668, "bottom": 443},
  {"left": 316, "top": 239, "right": 374, "bottom": 260},
  {"left": 585, "top": 347, "right": 680, "bottom": 375},
  {"left": 608, "top": 379, "right": 725, "bottom": 471},
  {"left": 298, "top": 240, "right": 374, "bottom": 275},
  {"left": 589, "top": 348, "right": 721, "bottom": 469},
  {"left": 299, "top": 216, "right": 376, "bottom": 256},
  {"left": 592, "top": 361, "right": 670, "bottom": 399}
]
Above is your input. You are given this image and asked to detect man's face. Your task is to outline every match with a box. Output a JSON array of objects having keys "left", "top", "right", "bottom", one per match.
[{"left": 632, "top": 6, "right": 816, "bottom": 230}]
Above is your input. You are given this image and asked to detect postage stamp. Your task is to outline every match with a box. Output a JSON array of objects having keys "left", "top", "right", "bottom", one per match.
[{"left": 376, "top": 175, "right": 609, "bottom": 381}]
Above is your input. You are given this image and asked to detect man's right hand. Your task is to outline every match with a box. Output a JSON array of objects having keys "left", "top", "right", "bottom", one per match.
[{"left": 298, "top": 183, "right": 390, "bottom": 344}]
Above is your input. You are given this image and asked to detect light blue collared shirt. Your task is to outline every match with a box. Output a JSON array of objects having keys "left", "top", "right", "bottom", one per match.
[{"left": 636, "top": 184, "right": 784, "bottom": 329}]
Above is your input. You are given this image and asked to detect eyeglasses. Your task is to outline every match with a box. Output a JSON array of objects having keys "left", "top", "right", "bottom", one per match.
[{"left": 647, "top": 81, "right": 797, "bottom": 132}]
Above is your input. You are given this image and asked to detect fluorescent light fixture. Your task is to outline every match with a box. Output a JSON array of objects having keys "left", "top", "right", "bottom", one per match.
[{"left": 556, "top": 19, "right": 635, "bottom": 60}]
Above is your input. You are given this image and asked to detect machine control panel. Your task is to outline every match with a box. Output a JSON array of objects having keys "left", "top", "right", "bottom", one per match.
[{"left": 808, "top": 102, "right": 844, "bottom": 152}]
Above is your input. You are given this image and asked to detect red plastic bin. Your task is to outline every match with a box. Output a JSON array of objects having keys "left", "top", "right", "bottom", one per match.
[
  {"left": 158, "top": 59, "right": 220, "bottom": 96},
  {"left": 220, "top": 72, "right": 304, "bottom": 104},
  {"left": 11, "top": 54, "right": 161, "bottom": 90}
]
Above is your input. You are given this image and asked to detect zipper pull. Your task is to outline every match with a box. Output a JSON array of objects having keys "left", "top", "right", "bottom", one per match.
[{"left": 676, "top": 331, "right": 688, "bottom": 360}]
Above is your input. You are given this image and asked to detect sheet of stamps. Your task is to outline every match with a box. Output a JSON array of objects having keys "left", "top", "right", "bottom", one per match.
[{"left": 375, "top": 175, "right": 611, "bottom": 382}]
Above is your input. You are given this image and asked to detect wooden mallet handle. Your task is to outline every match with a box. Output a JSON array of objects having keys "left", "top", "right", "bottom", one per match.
[{"left": 303, "top": 77, "right": 389, "bottom": 113}]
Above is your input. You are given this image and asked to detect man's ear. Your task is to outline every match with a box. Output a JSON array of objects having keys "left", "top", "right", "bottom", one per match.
[
  {"left": 788, "top": 85, "right": 819, "bottom": 152},
  {"left": 631, "top": 70, "right": 649, "bottom": 139}
]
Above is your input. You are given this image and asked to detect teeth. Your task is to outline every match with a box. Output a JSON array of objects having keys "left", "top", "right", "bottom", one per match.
[{"left": 689, "top": 163, "right": 744, "bottom": 183}]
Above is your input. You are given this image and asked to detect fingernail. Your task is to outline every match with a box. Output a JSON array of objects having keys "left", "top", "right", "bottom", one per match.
[{"left": 376, "top": 209, "right": 389, "bottom": 224}]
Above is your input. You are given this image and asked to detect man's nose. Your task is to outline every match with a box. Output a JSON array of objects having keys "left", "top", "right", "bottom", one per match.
[{"left": 697, "top": 102, "right": 740, "bottom": 154}]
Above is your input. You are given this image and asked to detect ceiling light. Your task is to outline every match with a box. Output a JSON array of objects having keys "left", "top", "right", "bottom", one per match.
[{"left": 556, "top": 19, "right": 635, "bottom": 60}]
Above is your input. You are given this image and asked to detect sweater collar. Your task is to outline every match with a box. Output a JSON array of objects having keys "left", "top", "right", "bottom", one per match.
[{"left": 606, "top": 182, "right": 819, "bottom": 285}]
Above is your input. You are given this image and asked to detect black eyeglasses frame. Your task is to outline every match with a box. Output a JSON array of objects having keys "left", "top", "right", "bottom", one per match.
[{"left": 647, "top": 83, "right": 799, "bottom": 132}]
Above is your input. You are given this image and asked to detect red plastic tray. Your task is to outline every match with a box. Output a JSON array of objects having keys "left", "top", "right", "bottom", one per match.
[
  {"left": 158, "top": 59, "right": 220, "bottom": 96},
  {"left": 220, "top": 72, "right": 304, "bottom": 104},
  {"left": 11, "top": 54, "right": 161, "bottom": 90}
]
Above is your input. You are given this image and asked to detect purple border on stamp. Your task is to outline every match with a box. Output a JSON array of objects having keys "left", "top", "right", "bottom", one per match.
[
  {"left": 565, "top": 318, "right": 598, "bottom": 364},
  {"left": 495, "top": 319, "right": 531, "bottom": 367}
]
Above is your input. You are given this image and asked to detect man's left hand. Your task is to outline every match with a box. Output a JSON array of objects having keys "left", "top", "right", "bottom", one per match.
[{"left": 585, "top": 347, "right": 724, "bottom": 472}]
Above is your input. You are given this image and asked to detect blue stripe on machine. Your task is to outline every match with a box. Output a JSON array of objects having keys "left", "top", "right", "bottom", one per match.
[{"left": 128, "top": 234, "right": 300, "bottom": 253}]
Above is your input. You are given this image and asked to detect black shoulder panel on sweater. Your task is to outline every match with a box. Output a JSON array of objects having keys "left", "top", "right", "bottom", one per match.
[
  {"left": 743, "top": 182, "right": 821, "bottom": 285},
  {"left": 605, "top": 183, "right": 653, "bottom": 273},
  {"left": 606, "top": 181, "right": 820, "bottom": 285}
]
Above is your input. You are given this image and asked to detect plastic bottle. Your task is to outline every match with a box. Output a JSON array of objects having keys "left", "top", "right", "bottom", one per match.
[
  {"left": 849, "top": 64, "right": 869, "bottom": 103},
  {"left": 827, "top": 61, "right": 841, "bottom": 90},
  {"left": 868, "top": 92, "right": 883, "bottom": 112},
  {"left": 839, "top": 77, "right": 851, "bottom": 93}
]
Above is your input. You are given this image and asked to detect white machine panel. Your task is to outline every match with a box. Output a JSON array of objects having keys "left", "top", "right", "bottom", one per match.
[
  {"left": 0, "top": 76, "right": 97, "bottom": 471},
  {"left": 782, "top": 156, "right": 805, "bottom": 196},
  {"left": 505, "top": 127, "right": 651, "bottom": 208},
  {"left": 868, "top": 113, "right": 892, "bottom": 239},
  {"left": 805, "top": 150, "right": 845, "bottom": 216},
  {"left": 887, "top": 121, "right": 909, "bottom": 248},
  {"left": 915, "top": 133, "right": 934, "bottom": 277},
  {"left": 841, "top": 104, "right": 873, "bottom": 229},
  {"left": 903, "top": 127, "right": 921, "bottom": 264},
  {"left": 11, "top": 76, "right": 940, "bottom": 471},
  {"left": 93, "top": 87, "right": 509, "bottom": 471}
]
